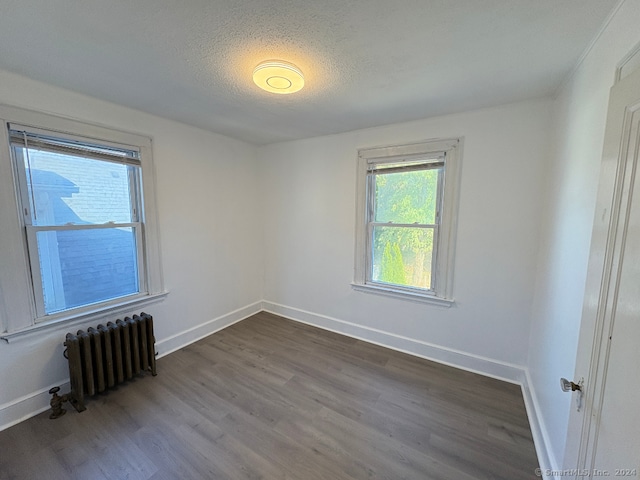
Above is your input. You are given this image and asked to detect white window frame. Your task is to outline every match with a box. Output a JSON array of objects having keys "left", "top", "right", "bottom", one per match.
[
  {"left": 0, "top": 105, "right": 165, "bottom": 339},
  {"left": 352, "top": 138, "right": 462, "bottom": 306}
]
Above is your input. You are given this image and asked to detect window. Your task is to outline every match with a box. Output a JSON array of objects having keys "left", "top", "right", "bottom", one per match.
[
  {"left": 0, "top": 106, "right": 164, "bottom": 336},
  {"left": 353, "top": 138, "right": 461, "bottom": 305},
  {"left": 11, "top": 127, "right": 145, "bottom": 316}
]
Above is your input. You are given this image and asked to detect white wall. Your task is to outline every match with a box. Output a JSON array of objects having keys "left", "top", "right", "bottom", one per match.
[
  {"left": 260, "top": 99, "right": 552, "bottom": 377},
  {"left": 527, "top": 0, "right": 640, "bottom": 471},
  {"left": 3, "top": 5, "right": 636, "bottom": 467},
  {"left": 0, "top": 70, "right": 263, "bottom": 428}
]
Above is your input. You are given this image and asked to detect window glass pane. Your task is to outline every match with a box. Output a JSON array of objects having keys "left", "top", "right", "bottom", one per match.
[
  {"left": 36, "top": 227, "right": 139, "bottom": 314},
  {"left": 374, "top": 168, "right": 440, "bottom": 224},
  {"left": 17, "top": 147, "right": 137, "bottom": 226},
  {"left": 371, "top": 226, "right": 434, "bottom": 290}
]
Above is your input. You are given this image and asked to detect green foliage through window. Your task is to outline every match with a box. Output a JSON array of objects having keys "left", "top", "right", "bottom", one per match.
[
  {"left": 370, "top": 166, "right": 441, "bottom": 290},
  {"left": 379, "top": 242, "right": 406, "bottom": 285}
]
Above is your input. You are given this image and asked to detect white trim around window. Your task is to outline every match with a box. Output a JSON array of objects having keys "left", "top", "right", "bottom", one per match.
[
  {"left": 0, "top": 105, "right": 165, "bottom": 338},
  {"left": 352, "top": 138, "right": 462, "bottom": 306}
]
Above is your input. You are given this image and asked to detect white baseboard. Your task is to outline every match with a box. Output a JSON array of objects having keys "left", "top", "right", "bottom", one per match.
[
  {"left": 155, "top": 301, "right": 262, "bottom": 358},
  {"left": 262, "top": 300, "right": 557, "bottom": 476},
  {"left": 0, "top": 380, "right": 70, "bottom": 431},
  {"left": 262, "top": 300, "right": 525, "bottom": 384},
  {"left": 521, "top": 369, "right": 559, "bottom": 479},
  {"left": 0, "top": 301, "right": 262, "bottom": 432},
  {"left": 0, "top": 297, "right": 556, "bottom": 480}
]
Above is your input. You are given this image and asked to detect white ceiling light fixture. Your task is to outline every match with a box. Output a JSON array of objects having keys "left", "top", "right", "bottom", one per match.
[{"left": 253, "top": 60, "right": 304, "bottom": 94}]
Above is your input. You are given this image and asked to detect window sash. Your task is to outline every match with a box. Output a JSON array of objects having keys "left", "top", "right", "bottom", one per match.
[
  {"left": 369, "top": 222, "right": 438, "bottom": 228},
  {"left": 26, "top": 223, "right": 145, "bottom": 319},
  {"left": 10, "top": 126, "right": 147, "bottom": 320},
  {"left": 11, "top": 144, "right": 143, "bottom": 228},
  {"left": 366, "top": 223, "right": 439, "bottom": 294},
  {"left": 364, "top": 163, "right": 445, "bottom": 293}
]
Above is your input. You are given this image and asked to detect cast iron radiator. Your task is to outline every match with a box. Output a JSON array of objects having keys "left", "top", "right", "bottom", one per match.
[{"left": 61, "top": 312, "right": 157, "bottom": 413}]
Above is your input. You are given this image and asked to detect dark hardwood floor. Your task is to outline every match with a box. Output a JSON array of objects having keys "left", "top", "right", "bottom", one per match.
[{"left": 0, "top": 312, "right": 539, "bottom": 479}]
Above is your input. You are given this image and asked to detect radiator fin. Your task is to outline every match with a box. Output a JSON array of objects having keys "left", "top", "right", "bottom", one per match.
[{"left": 63, "top": 312, "right": 157, "bottom": 412}]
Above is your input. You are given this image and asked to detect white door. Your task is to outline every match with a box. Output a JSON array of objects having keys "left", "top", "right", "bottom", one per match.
[{"left": 567, "top": 64, "right": 640, "bottom": 477}]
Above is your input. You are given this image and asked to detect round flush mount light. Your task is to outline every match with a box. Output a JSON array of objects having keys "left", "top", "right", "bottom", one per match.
[{"left": 253, "top": 60, "right": 304, "bottom": 94}]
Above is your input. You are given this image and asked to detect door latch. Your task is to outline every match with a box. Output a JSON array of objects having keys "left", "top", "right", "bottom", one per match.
[
  {"left": 560, "top": 377, "right": 582, "bottom": 392},
  {"left": 561, "top": 377, "right": 584, "bottom": 411}
]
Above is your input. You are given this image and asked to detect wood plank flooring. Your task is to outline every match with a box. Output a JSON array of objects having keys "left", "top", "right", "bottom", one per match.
[{"left": 0, "top": 312, "right": 539, "bottom": 479}]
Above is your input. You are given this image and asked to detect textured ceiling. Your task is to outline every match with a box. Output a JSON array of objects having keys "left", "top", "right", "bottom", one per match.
[{"left": 0, "top": 0, "right": 620, "bottom": 144}]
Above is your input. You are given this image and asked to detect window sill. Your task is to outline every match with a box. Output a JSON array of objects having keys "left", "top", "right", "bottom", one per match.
[
  {"left": 351, "top": 282, "right": 454, "bottom": 307},
  {"left": 1, "top": 291, "right": 168, "bottom": 343}
]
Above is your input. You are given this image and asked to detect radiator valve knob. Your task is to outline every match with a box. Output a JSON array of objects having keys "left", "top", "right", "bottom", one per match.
[{"left": 49, "top": 386, "right": 67, "bottom": 419}]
